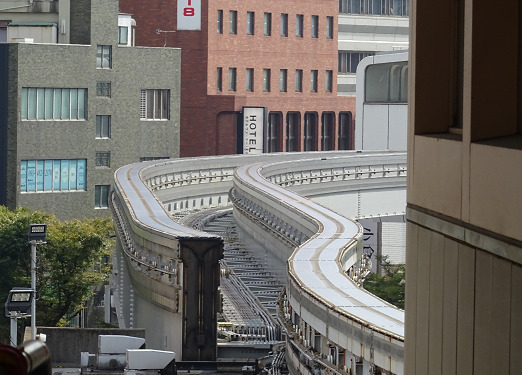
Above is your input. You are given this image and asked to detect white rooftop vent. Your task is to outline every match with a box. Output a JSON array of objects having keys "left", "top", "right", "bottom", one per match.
[
  {"left": 126, "top": 349, "right": 175, "bottom": 370},
  {"left": 98, "top": 335, "right": 146, "bottom": 354}
]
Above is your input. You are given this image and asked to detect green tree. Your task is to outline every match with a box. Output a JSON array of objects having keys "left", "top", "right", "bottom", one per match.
[
  {"left": 0, "top": 206, "right": 113, "bottom": 343},
  {"left": 363, "top": 255, "right": 405, "bottom": 309}
]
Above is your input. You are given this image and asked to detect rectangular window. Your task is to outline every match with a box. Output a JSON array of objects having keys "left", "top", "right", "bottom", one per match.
[
  {"left": 280, "top": 13, "right": 288, "bottom": 37},
  {"left": 95, "top": 152, "right": 110, "bottom": 167},
  {"left": 263, "top": 69, "right": 271, "bottom": 92},
  {"left": 217, "top": 10, "right": 223, "bottom": 33},
  {"left": 339, "top": 0, "right": 409, "bottom": 16},
  {"left": 264, "top": 13, "right": 272, "bottom": 36},
  {"left": 228, "top": 68, "right": 237, "bottom": 91},
  {"left": 95, "top": 185, "right": 110, "bottom": 209},
  {"left": 247, "top": 11, "right": 255, "bottom": 35},
  {"left": 246, "top": 68, "right": 254, "bottom": 92},
  {"left": 326, "top": 16, "right": 333, "bottom": 39},
  {"left": 96, "top": 81, "right": 111, "bottom": 97},
  {"left": 21, "top": 88, "right": 87, "bottom": 120},
  {"left": 229, "top": 10, "right": 237, "bottom": 34},
  {"left": 140, "top": 89, "right": 170, "bottom": 120},
  {"left": 325, "top": 70, "right": 333, "bottom": 92},
  {"left": 311, "top": 15, "right": 319, "bottom": 38},
  {"left": 296, "top": 14, "right": 304, "bottom": 37},
  {"left": 310, "top": 70, "right": 318, "bottom": 92},
  {"left": 96, "top": 115, "right": 111, "bottom": 138},
  {"left": 279, "top": 69, "right": 287, "bottom": 92},
  {"left": 338, "top": 51, "right": 375, "bottom": 74},
  {"left": 295, "top": 69, "right": 303, "bottom": 92},
  {"left": 140, "top": 157, "right": 169, "bottom": 162},
  {"left": 20, "top": 159, "right": 86, "bottom": 192},
  {"left": 118, "top": 26, "right": 128, "bottom": 45},
  {"left": 96, "top": 45, "right": 112, "bottom": 69},
  {"left": 217, "top": 67, "right": 223, "bottom": 92}
]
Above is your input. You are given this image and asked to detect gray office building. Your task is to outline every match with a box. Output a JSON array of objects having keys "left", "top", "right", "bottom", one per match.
[{"left": 0, "top": 0, "right": 181, "bottom": 219}]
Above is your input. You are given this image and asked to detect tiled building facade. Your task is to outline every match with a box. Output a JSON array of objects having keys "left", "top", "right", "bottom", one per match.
[{"left": 120, "top": 0, "right": 355, "bottom": 157}]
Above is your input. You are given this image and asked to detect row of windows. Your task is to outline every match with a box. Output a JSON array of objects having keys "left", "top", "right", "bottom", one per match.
[
  {"left": 20, "top": 159, "right": 87, "bottom": 193},
  {"left": 339, "top": 0, "right": 409, "bottom": 16},
  {"left": 21, "top": 88, "right": 170, "bottom": 121},
  {"left": 19, "top": 161, "right": 159, "bottom": 208},
  {"left": 21, "top": 88, "right": 87, "bottom": 120},
  {"left": 217, "top": 68, "right": 333, "bottom": 93},
  {"left": 338, "top": 51, "right": 375, "bottom": 74},
  {"left": 218, "top": 10, "right": 334, "bottom": 39},
  {"left": 266, "top": 111, "right": 353, "bottom": 152}
]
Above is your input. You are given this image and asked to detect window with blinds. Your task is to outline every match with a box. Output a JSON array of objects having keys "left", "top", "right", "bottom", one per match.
[{"left": 140, "top": 89, "right": 170, "bottom": 120}]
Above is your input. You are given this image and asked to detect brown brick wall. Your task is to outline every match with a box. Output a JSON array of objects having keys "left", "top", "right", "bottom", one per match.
[{"left": 120, "top": 0, "right": 355, "bottom": 157}]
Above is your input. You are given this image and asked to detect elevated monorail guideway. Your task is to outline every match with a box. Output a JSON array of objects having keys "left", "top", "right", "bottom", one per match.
[
  {"left": 231, "top": 153, "right": 406, "bottom": 374},
  {"left": 111, "top": 151, "right": 406, "bottom": 373}
]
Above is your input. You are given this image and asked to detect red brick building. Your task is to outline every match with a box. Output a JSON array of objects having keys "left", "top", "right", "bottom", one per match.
[{"left": 120, "top": 0, "right": 355, "bottom": 157}]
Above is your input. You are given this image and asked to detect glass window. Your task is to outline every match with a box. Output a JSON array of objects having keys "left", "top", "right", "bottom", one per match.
[
  {"left": 217, "top": 10, "right": 223, "bottom": 33},
  {"left": 217, "top": 67, "right": 223, "bottom": 92},
  {"left": 96, "top": 115, "right": 111, "bottom": 138},
  {"left": 20, "top": 159, "right": 87, "bottom": 192},
  {"left": 325, "top": 70, "right": 333, "bottom": 92},
  {"left": 21, "top": 88, "right": 87, "bottom": 120},
  {"left": 311, "top": 15, "right": 319, "bottom": 38},
  {"left": 321, "top": 112, "right": 335, "bottom": 151},
  {"left": 338, "top": 112, "right": 352, "bottom": 150},
  {"left": 118, "top": 26, "right": 128, "bottom": 45},
  {"left": 140, "top": 157, "right": 169, "bottom": 162},
  {"left": 247, "top": 11, "right": 255, "bottom": 35},
  {"left": 228, "top": 68, "right": 237, "bottom": 91},
  {"left": 95, "top": 185, "right": 110, "bottom": 209},
  {"left": 268, "top": 112, "right": 282, "bottom": 152},
  {"left": 304, "top": 112, "right": 318, "bottom": 151},
  {"left": 286, "top": 112, "right": 300, "bottom": 152},
  {"left": 229, "top": 10, "right": 237, "bottom": 34},
  {"left": 295, "top": 69, "right": 303, "bottom": 92},
  {"left": 280, "top": 13, "right": 288, "bottom": 37},
  {"left": 96, "top": 81, "right": 111, "bottom": 97},
  {"left": 310, "top": 70, "right": 318, "bottom": 92},
  {"left": 339, "top": 0, "right": 409, "bottom": 16},
  {"left": 96, "top": 152, "right": 110, "bottom": 167},
  {"left": 264, "top": 13, "right": 272, "bottom": 36},
  {"left": 279, "top": 69, "right": 287, "bottom": 92},
  {"left": 365, "top": 61, "right": 408, "bottom": 103},
  {"left": 338, "top": 51, "right": 375, "bottom": 74},
  {"left": 96, "top": 45, "right": 112, "bottom": 69},
  {"left": 140, "top": 89, "right": 170, "bottom": 120},
  {"left": 246, "top": 68, "right": 254, "bottom": 92},
  {"left": 296, "top": 15, "right": 303, "bottom": 37},
  {"left": 326, "top": 16, "right": 333, "bottom": 39},
  {"left": 263, "top": 69, "right": 271, "bottom": 92}
]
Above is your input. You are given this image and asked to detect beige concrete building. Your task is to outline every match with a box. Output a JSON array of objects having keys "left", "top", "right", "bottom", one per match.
[{"left": 405, "top": 0, "right": 522, "bottom": 373}]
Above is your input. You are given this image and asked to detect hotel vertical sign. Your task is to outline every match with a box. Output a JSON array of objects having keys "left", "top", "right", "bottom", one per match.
[
  {"left": 177, "top": 0, "right": 201, "bottom": 30},
  {"left": 242, "top": 107, "right": 266, "bottom": 154}
]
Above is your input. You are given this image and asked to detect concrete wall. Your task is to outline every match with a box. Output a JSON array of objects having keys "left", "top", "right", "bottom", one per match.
[
  {"left": 405, "top": 0, "right": 522, "bottom": 372},
  {"left": 37, "top": 327, "right": 145, "bottom": 367}
]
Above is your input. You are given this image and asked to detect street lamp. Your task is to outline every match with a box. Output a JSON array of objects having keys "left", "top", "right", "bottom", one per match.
[
  {"left": 28, "top": 224, "right": 47, "bottom": 341},
  {"left": 4, "top": 287, "right": 34, "bottom": 347}
]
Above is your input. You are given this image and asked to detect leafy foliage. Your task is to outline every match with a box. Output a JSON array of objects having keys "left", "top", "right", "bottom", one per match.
[
  {"left": 363, "top": 255, "right": 405, "bottom": 309},
  {"left": 0, "top": 206, "right": 113, "bottom": 343}
]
